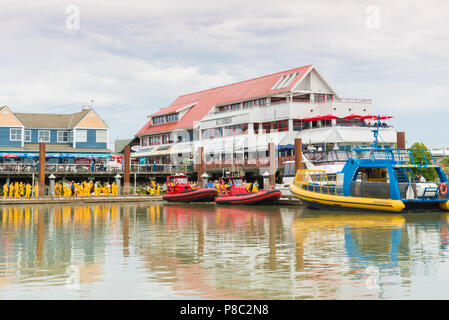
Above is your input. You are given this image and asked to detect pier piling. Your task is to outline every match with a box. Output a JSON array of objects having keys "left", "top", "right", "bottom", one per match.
[
  {"left": 197, "top": 147, "right": 204, "bottom": 188},
  {"left": 294, "top": 138, "right": 303, "bottom": 173},
  {"left": 269, "top": 142, "right": 275, "bottom": 188},
  {"left": 397, "top": 132, "right": 405, "bottom": 149},
  {"left": 124, "top": 145, "right": 130, "bottom": 195},
  {"left": 38, "top": 142, "right": 46, "bottom": 197}
]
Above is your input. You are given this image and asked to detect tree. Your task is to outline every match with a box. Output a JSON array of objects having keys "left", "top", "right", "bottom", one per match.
[{"left": 410, "top": 142, "right": 438, "bottom": 181}]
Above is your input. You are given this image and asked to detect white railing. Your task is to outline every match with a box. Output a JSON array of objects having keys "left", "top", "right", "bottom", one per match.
[{"left": 0, "top": 163, "right": 190, "bottom": 174}]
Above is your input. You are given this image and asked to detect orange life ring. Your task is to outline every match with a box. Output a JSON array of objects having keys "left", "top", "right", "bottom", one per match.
[{"left": 440, "top": 182, "right": 448, "bottom": 196}]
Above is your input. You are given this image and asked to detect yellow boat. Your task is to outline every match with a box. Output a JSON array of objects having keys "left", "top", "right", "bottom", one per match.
[{"left": 289, "top": 148, "right": 449, "bottom": 213}]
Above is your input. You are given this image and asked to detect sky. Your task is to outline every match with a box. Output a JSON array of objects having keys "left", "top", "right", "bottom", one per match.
[{"left": 1, "top": 0, "right": 449, "bottom": 148}]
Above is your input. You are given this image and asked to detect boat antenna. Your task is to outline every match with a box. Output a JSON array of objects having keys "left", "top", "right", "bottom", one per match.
[{"left": 372, "top": 115, "right": 381, "bottom": 149}]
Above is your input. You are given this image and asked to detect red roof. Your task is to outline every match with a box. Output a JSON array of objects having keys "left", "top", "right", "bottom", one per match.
[{"left": 136, "top": 65, "right": 313, "bottom": 136}]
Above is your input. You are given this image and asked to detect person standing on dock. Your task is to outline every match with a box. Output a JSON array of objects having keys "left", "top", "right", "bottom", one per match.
[
  {"left": 8, "top": 183, "right": 14, "bottom": 198},
  {"left": 3, "top": 183, "right": 8, "bottom": 198},
  {"left": 25, "top": 183, "right": 32, "bottom": 198}
]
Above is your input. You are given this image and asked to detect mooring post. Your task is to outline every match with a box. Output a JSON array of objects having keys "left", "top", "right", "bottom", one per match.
[
  {"left": 397, "top": 132, "right": 405, "bottom": 149},
  {"left": 38, "top": 142, "right": 46, "bottom": 197},
  {"left": 124, "top": 145, "right": 130, "bottom": 195},
  {"left": 295, "top": 138, "right": 303, "bottom": 172},
  {"left": 268, "top": 142, "right": 276, "bottom": 189},
  {"left": 197, "top": 147, "right": 204, "bottom": 188}
]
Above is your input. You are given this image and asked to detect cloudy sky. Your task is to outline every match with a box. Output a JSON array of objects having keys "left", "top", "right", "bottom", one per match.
[{"left": 1, "top": 0, "right": 448, "bottom": 148}]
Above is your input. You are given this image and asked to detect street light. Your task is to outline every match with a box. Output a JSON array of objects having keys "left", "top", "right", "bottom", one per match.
[
  {"left": 115, "top": 174, "right": 121, "bottom": 196},
  {"left": 262, "top": 171, "right": 269, "bottom": 190}
]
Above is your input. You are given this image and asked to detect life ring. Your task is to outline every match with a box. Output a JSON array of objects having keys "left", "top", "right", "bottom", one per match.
[{"left": 440, "top": 182, "right": 448, "bottom": 196}]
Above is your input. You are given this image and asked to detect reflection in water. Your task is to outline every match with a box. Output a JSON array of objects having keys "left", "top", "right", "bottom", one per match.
[{"left": 1, "top": 203, "right": 449, "bottom": 299}]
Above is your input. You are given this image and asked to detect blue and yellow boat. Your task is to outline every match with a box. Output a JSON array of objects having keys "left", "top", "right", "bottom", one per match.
[{"left": 290, "top": 119, "right": 449, "bottom": 213}]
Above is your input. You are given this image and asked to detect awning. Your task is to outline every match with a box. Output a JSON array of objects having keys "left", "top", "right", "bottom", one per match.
[
  {"left": 277, "top": 144, "right": 294, "bottom": 151},
  {"left": 149, "top": 146, "right": 173, "bottom": 156},
  {"left": 170, "top": 144, "right": 193, "bottom": 155}
]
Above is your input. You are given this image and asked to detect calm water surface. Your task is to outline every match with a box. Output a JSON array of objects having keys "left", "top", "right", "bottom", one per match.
[{"left": 1, "top": 202, "right": 449, "bottom": 299}]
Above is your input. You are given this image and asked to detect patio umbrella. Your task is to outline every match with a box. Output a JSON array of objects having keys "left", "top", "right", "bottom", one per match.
[
  {"left": 110, "top": 154, "right": 123, "bottom": 159},
  {"left": 343, "top": 114, "right": 363, "bottom": 119},
  {"left": 362, "top": 115, "right": 394, "bottom": 120},
  {"left": 321, "top": 114, "right": 339, "bottom": 120}
]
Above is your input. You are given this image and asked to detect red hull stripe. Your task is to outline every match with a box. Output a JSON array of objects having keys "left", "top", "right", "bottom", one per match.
[
  {"left": 163, "top": 189, "right": 218, "bottom": 202},
  {"left": 215, "top": 190, "right": 281, "bottom": 204}
]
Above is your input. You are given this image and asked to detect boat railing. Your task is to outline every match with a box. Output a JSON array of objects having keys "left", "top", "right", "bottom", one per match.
[
  {"left": 293, "top": 169, "right": 344, "bottom": 196},
  {"left": 353, "top": 148, "right": 437, "bottom": 167}
]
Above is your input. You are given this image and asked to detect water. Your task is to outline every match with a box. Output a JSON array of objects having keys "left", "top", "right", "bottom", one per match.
[{"left": 1, "top": 202, "right": 449, "bottom": 299}]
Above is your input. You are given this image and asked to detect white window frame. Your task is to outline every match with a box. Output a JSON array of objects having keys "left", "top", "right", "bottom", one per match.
[
  {"left": 57, "top": 130, "right": 69, "bottom": 143},
  {"left": 96, "top": 130, "right": 107, "bottom": 143},
  {"left": 75, "top": 129, "right": 87, "bottom": 143},
  {"left": 10, "top": 128, "right": 22, "bottom": 141},
  {"left": 38, "top": 130, "right": 50, "bottom": 143},
  {"left": 24, "top": 129, "right": 31, "bottom": 142}
]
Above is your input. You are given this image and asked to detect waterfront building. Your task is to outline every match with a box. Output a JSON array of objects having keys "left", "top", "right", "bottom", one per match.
[
  {"left": 0, "top": 105, "right": 112, "bottom": 167},
  {"left": 134, "top": 65, "right": 397, "bottom": 176}
]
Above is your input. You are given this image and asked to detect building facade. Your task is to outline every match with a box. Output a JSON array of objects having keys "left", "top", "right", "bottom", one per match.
[
  {"left": 134, "top": 65, "right": 397, "bottom": 174},
  {"left": 0, "top": 105, "right": 111, "bottom": 164}
]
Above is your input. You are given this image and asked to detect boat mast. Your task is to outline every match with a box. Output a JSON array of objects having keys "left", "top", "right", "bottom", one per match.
[{"left": 372, "top": 115, "right": 381, "bottom": 149}]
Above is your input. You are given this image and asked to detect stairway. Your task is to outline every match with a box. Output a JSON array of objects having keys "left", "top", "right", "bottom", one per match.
[{"left": 393, "top": 167, "right": 409, "bottom": 183}]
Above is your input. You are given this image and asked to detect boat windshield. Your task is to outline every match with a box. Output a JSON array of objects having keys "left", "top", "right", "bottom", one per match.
[
  {"left": 232, "top": 179, "right": 243, "bottom": 186},
  {"left": 177, "top": 177, "right": 188, "bottom": 184}
]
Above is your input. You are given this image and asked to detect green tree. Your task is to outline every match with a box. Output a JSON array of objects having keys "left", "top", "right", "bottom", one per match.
[{"left": 410, "top": 142, "right": 438, "bottom": 181}]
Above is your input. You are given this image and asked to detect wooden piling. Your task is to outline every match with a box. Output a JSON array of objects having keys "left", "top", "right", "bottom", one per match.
[
  {"left": 197, "top": 147, "right": 204, "bottom": 187},
  {"left": 38, "top": 142, "right": 46, "bottom": 197},
  {"left": 268, "top": 142, "right": 275, "bottom": 188},
  {"left": 294, "top": 138, "right": 303, "bottom": 172},
  {"left": 124, "top": 145, "right": 131, "bottom": 195},
  {"left": 397, "top": 132, "right": 405, "bottom": 149}
]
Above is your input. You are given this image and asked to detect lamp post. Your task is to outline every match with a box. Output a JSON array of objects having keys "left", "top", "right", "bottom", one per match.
[
  {"left": 262, "top": 171, "right": 269, "bottom": 190},
  {"left": 115, "top": 174, "right": 121, "bottom": 196},
  {"left": 200, "top": 172, "right": 209, "bottom": 188},
  {"left": 49, "top": 174, "right": 56, "bottom": 197}
]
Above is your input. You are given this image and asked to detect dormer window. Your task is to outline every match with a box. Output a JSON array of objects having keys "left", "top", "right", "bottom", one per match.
[
  {"left": 271, "top": 72, "right": 300, "bottom": 90},
  {"left": 152, "top": 113, "right": 178, "bottom": 125}
]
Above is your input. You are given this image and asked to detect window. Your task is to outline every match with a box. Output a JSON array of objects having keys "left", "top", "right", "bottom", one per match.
[
  {"left": 57, "top": 131, "right": 69, "bottom": 143},
  {"left": 262, "top": 120, "right": 289, "bottom": 133},
  {"left": 225, "top": 124, "right": 248, "bottom": 136},
  {"left": 69, "top": 131, "right": 73, "bottom": 142},
  {"left": 271, "top": 72, "right": 299, "bottom": 90},
  {"left": 10, "top": 128, "right": 22, "bottom": 141},
  {"left": 202, "top": 128, "right": 223, "bottom": 140},
  {"left": 24, "top": 130, "right": 31, "bottom": 142},
  {"left": 38, "top": 130, "right": 50, "bottom": 143},
  {"left": 314, "top": 93, "right": 326, "bottom": 103},
  {"left": 96, "top": 130, "right": 107, "bottom": 143},
  {"left": 75, "top": 130, "right": 87, "bottom": 142},
  {"left": 152, "top": 113, "right": 178, "bottom": 125}
]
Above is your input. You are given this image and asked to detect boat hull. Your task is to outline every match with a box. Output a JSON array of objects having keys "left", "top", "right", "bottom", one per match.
[
  {"left": 163, "top": 188, "right": 218, "bottom": 203},
  {"left": 289, "top": 183, "right": 405, "bottom": 213},
  {"left": 215, "top": 190, "right": 281, "bottom": 205}
]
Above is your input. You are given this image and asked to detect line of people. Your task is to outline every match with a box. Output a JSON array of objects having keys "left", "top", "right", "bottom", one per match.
[
  {"left": 55, "top": 181, "right": 119, "bottom": 197},
  {"left": 2, "top": 182, "right": 36, "bottom": 198}
]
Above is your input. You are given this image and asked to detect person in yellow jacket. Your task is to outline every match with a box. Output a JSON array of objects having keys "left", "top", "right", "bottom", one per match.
[
  {"left": 9, "top": 183, "right": 14, "bottom": 198},
  {"left": 14, "top": 182, "right": 20, "bottom": 198},
  {"left": 34, "top": 183, "right": 39, "bottom": 197},
  {"left": 156, "top": 183, "right": 160, "bottom": 195},
  {"left": 19, "top": 183, "right": 25, "bottom": 197},
  {"left": 25, "top": 183, "right": 32, "bottom": 198},
  {"left": 3, "top": 183, "right": 8, "bottom": 198}
]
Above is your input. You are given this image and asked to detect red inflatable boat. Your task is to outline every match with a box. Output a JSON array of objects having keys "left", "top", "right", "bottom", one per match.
[
  {"left": 215, "top": 176, "right": 281, "bottom": 205},
  {"left": 162, "top": 175, "right": 218, "bottom": 203}
]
